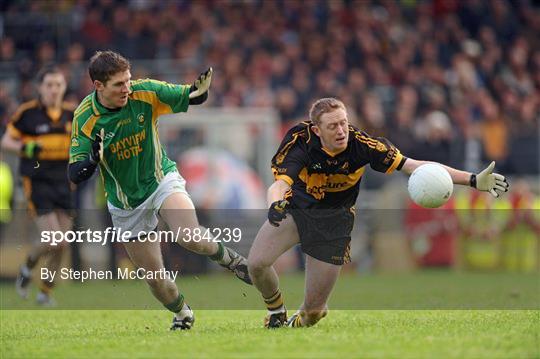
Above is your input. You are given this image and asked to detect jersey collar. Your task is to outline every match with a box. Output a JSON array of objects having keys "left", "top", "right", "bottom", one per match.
[{"left": 91, "top": 91, "right": 123, "bottom": 115}]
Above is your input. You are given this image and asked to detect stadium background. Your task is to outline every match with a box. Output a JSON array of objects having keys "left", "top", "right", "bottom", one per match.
[
  {"left": 0, "top": 0, "right": 539, "bottom": 298},
  {"left": 0, "top": 1, "right": 538, "bottom": 358}
]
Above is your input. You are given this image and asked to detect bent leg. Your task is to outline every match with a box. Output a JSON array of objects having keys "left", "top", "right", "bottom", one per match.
[
  {"left": 159, "top": 192, "right": 217, "bottom": 255},
  {"left": 123, "top": 240, "right": 178, "bottom": 305},
  {"left": 248, "top": 216, "right": 299, "bottom": 299},
  {"left": 45, "top": 211, "right": 73, "bottom": 274},
  {"left": 159, "top": 192, "right": 251, "bottom": 284},
  {"left": 34, "top": 212, "right": 67, "bottom": 293},
  {"left": 29, "top": 212, "right": 63, "bottom": 266},
  {"left": 292, "top": 255, "right": 341, "bottom": 327}
]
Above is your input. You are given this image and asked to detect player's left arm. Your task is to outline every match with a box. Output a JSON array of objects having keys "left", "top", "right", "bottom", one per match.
[
  {"left": 400, "top": 158, "right": 510, "bottom": 198},
  {"left": 1, "top": 108, "right": 42, "bottom": 159},
  {"left": 400, "top": 158, "right": 470, "bottom": 184},
  {"left": 131, "top": 67, "right": 212, "bottom": 116}
]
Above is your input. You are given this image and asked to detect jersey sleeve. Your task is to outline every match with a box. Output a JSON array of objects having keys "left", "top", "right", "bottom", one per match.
[
  {"left": 271, "top": 131, "right": 307, "bottom": 186},
  {"left": 352, "top": 131, "right": 404, "bottom": 174},
  {"left": 69, "top": 113, "right": 93, "bottom": 163},
  {"left": 6, "top": 106, "right": 29, "bottom": 139},
  {"left": 131, "top": 79, "right": 190, "bottom": 114},
  {"left": 7, "top": 122, "right": 23, "bottom": 139}
]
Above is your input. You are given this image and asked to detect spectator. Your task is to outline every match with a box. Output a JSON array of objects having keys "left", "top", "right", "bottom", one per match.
[{"left": 1, "top": 0, "right": 538, "bottom": 174}]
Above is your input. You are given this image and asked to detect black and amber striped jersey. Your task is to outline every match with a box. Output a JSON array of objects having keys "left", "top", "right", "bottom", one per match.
[
  {"left": 271, "top": 121, "right": 406, "bottom": 209},
  {"left": 7, "top": 99, "right": 74, "bottom": 180}
]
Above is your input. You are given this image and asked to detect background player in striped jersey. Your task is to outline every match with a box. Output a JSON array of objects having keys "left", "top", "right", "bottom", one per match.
[
  {"left": 68, "top": 51, "right": 251, "bottom": 330},
  {"left": 1, "top": 65, "right": 74, "bottom": 306},
  {"left": 248, "top": 97, "right": 509, "bottom": 328}
]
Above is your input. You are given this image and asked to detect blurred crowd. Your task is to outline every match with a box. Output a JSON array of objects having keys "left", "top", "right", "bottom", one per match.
[{"left": 1, "top": 0, "right": 539, "bottom": 174}]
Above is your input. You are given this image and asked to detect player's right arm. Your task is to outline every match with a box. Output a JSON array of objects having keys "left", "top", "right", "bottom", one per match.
[
  {"left": 267, "top": 126, "right": 307, "bottom": 226},
  {"left": 0, "top": 131, "right": 23, "bottom": 153},
  {"left": 68, "top": 128, "right": 103, "bottom": 184},
  {"left": 266, "top": 180, "right": 291, "bottom": 227},
  {"left": 68, "top": 103, "right": 104, "bottom": 184},
  {"left": 267, "top": 180, "right": 291, "bottom": 206},
  {"left": 1, "top": 104, "right": 41, "bottom": 159}
]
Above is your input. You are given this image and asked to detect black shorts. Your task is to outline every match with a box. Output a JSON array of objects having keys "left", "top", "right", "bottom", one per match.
[
  {"left": 290, "top": 207, "right": 354, "bottom": 265},
  {"left": 22, "top": 176, "right": 74, "bottom": 216}
]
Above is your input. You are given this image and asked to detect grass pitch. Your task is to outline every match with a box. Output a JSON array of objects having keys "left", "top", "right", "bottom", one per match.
[
  {"left": 1, "top": 310, "right": 537, "bottom": 358},
  {"left": 1, "top": 271, "right": 539, "bottom": 358}
]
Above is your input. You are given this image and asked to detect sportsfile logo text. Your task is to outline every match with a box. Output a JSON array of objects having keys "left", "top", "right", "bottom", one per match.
[{"left": 41, "top": 227, "right": 243, "bottom": 246}]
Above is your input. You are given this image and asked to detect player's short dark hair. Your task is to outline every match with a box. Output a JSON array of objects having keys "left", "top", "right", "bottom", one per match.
[
  {"left": 35, "top": 64, "right": 63, "bottom": 84},
  {"left": 309, "top": 98, "right": 346, "bottom": 126},
  {"left": 88, "top": 51, "right": 131, "bottom": 84}
]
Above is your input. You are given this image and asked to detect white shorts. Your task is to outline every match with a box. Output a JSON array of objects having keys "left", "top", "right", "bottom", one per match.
[{"left": 107, "top": 171, "right": 189, "bottom": 238}]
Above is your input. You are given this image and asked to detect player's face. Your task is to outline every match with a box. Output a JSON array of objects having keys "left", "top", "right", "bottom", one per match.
[
  {"left": 313, "top": 108, "right": 349, "bottom": 152},
  {"left": 38, "top": 73, "right": 66, "bottom": 107},
  {"left": 95, "top": 70, "right": 131, "bottom": 109}
]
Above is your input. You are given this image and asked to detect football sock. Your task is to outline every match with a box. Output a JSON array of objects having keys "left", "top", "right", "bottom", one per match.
[
  {"left": 290, "top": 313, "right": 303, "bottom": 327},
  {"left": 264, "top": 289, "right": 285, "bottom": 313},
  {"left": 39, "top": 280, "right": 53, "bottom": 295},
  {"left": 20, "top": 264, "right": 31, "bottom": 277},
  {"left": 165, "top": 294, "right": 185, "bottom": 313},
  {"left": 209, "top": 242, "right": 232, "bottom": 265}
]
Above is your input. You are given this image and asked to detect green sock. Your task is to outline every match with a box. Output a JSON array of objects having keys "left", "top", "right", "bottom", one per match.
[
  {"left": 164, "top": 294, "right": 184, "bottom": 313},
  {"left": 209, "top": 242, "right": 224, "bottom": 261},
  {"left": 209, "top": 242, "right": 234, "bottom": 266}
]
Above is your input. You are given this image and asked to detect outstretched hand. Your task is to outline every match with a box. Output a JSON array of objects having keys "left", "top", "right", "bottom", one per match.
[
  {"left": 90, "top": 128, "right": 104, "bottom": 164},
  {"left": 472, "top": 161, "right": 509, "bottom": 198},
  {"left": 189, "top": 67, "right": 213, "bottom": 99}
]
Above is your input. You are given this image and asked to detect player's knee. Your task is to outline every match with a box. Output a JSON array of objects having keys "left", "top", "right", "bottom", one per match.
[
  {"left": 247, "top": 254, "right": 271, "bottom": 276},
  {"left": 47, "top": 242, "right": 66, "bottom": 254}
]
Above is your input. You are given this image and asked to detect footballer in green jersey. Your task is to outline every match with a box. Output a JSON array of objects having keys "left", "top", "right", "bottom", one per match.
[
  {"left": 70, "top": 77, "right": 188, "bottom": 209},
  {"left": 68, "top": 51, "right": 251, "bottom": 331}
]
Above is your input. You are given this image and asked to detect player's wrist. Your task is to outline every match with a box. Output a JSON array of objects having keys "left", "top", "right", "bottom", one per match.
[
  {"left": 21, "top": 141, "right": 40, "bottom": 159},
  {"left": 89, "top": 153, "right": 99, "bottom": 165},
  {"left": 68, "top": 158, "right": 98, "bottom": 184},
  {"left": 469, "top": 173, "right": 477, "bottom": 188},
  {"left": 89, "top": 128, "right": 104, "bottom": 164},
  {"left": 89, "top": 146, "right": 101, "bottom": 164}
]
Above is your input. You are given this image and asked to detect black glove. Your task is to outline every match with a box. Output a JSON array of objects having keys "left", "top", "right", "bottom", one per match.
[
  {"left": 268, "top": 200, "right": 290, "bottom": 227},
  {"left": 89, "top": 128, "right": 104, "bottom": 164},
  {"left": 21, "top": 141, "right": 42, "bottom": 159}
]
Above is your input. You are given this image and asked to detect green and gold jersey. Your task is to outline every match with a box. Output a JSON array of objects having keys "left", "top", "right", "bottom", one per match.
[{"left": 69, "top": 79, "right": 190, "bottom": 209}]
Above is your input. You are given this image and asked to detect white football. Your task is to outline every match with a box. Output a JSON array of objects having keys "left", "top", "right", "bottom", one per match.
[{"left": 408, "top": 163, "right": 453, "bottom": 208}]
